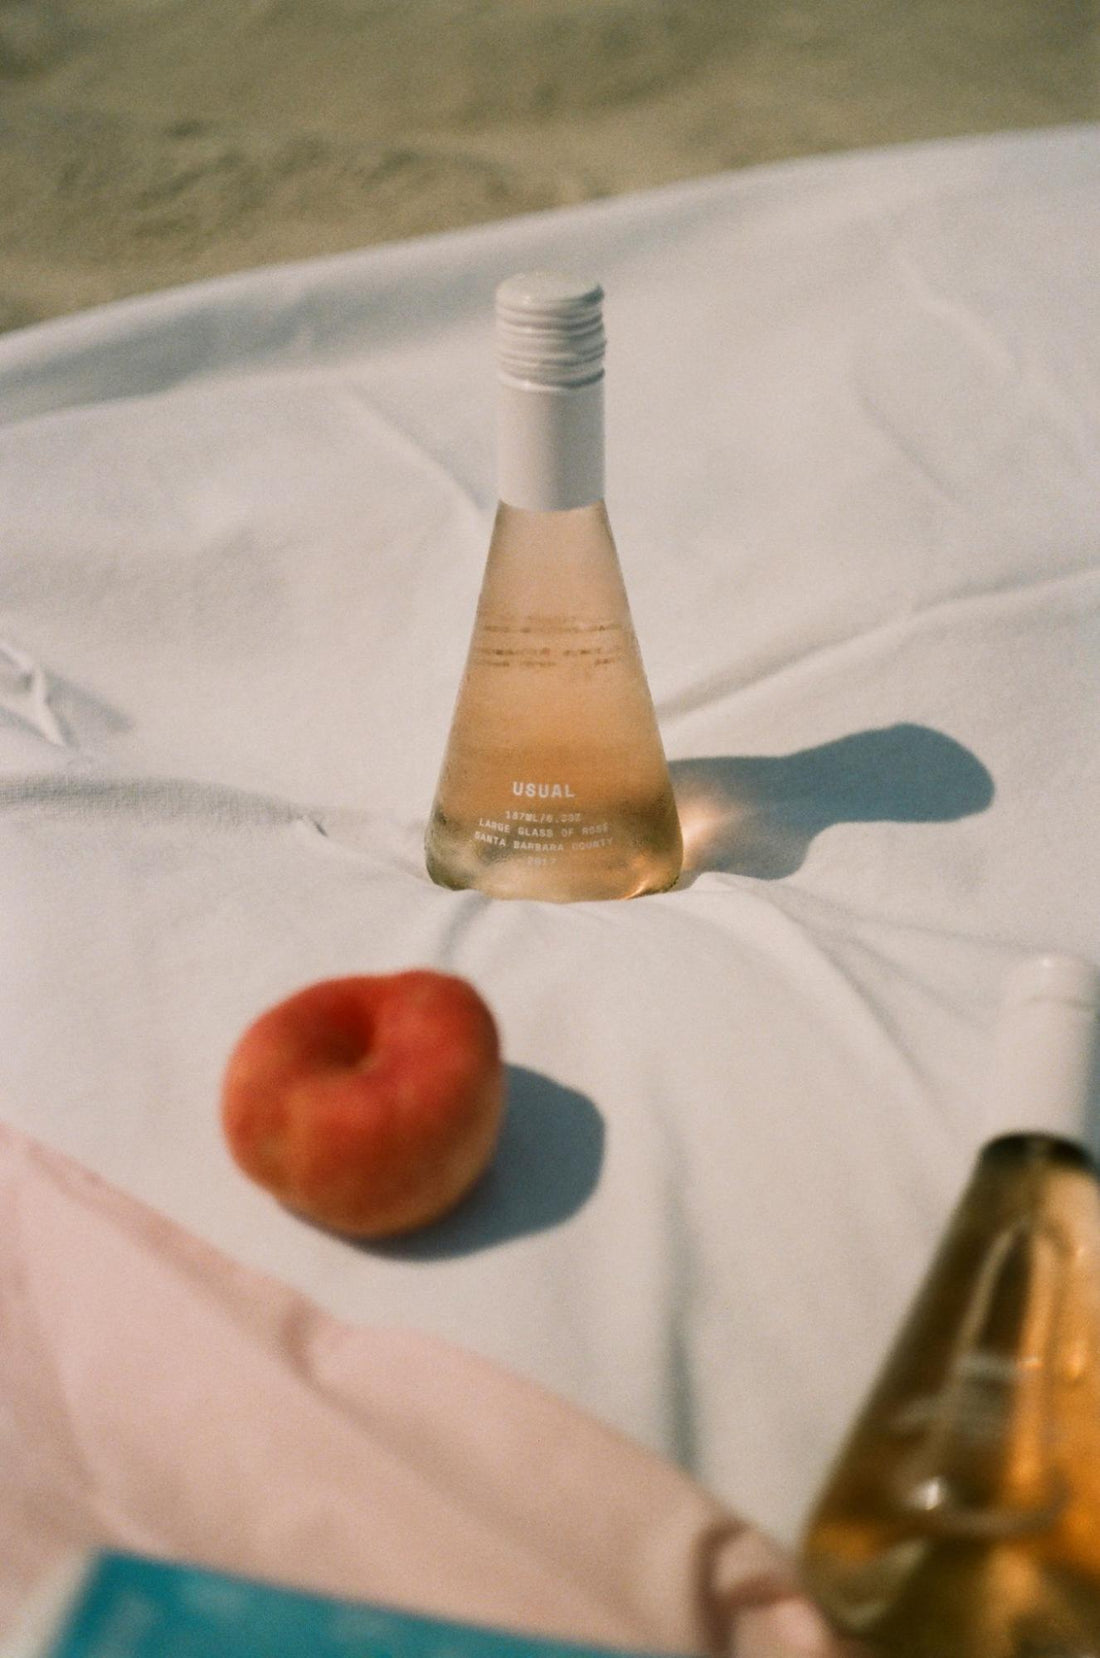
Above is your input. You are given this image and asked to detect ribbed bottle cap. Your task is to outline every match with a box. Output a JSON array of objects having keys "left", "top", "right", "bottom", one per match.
[
  {"left": 496, "top": 272, "right": 605, "bottom": 390},
  {"left": 986, "top": 953, "right": 1100, "bottom": 1147}
]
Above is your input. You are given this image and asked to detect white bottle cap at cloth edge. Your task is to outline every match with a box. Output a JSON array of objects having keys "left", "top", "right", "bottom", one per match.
[
  {"left": 985, "top": 953, "right": 1100, "bottom": 1147},
  {"left": 495, "top": 272, "right": 606, "bottom": 389},
  {"left": 495, "top": 272, "right": 606, "bottom": 512}
]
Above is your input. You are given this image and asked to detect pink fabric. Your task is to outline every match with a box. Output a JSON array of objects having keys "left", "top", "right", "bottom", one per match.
[{"left": 0, "top": 1127, "right": 849, "bottom": 1657}]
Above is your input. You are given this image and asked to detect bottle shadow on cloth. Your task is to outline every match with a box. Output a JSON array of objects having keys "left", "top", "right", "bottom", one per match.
[
  {"left": 366, "top": 1065, "right": 604, "bottom": 1261},
  {"left": 672, "top": 722, "right": 994, "bottom": 882}
]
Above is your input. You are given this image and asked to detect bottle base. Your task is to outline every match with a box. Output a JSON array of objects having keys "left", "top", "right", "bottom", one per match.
[{"left": 425, "top": 815, "right": 682, "bottom": 903}]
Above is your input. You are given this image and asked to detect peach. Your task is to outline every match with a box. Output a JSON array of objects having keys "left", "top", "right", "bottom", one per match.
[{"left": 221, "top": 970, "right": 505, "bottom": 1239}]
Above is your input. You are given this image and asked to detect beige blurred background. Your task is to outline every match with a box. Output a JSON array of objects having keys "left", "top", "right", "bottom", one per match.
[{"left": 2, "top": 0, "right": 1099, "bottom": 334}]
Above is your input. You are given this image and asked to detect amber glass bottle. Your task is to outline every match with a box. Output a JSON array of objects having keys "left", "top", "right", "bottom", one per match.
[
  {"left": 424, "top": 273, "right": 682, "bottom": 902},
  {"left": 801, "top": 955, "right": 1100, "bottom": 1658}
]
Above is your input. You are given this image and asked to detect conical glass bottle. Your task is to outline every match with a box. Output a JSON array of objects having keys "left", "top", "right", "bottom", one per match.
[
  {"left": 801, "top": 954, "right": 1100, "bottom": 1658},
  {"left": 424, "top": 272, "right": 683, "bottom": 902}
]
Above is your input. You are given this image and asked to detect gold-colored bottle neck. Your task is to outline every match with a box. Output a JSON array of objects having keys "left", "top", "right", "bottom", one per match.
[{"left": 979, "top": 1132, "right": 1097, "bottom": 1177}]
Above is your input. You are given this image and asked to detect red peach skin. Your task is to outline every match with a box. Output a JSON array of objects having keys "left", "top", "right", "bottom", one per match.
[{"left": 221, "top": 971, "right": 504, "bottom": 1239}]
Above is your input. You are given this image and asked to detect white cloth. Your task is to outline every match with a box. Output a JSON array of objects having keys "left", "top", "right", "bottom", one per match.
[{"left": 2, "top": 123, "right": 1100, "bottom": 1550}]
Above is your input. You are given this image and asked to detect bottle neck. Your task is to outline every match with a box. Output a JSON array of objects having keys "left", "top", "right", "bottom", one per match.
[
  {"left": 979, "top": 1130, "right": 1097, "bottom": 1177},
  {"left": 497, "top": 376, "right": 605, "bottom": 514}
]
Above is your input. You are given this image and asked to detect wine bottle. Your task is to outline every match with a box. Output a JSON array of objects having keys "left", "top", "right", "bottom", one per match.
[
  {"left": 424, "top": 272, "right": 683, "bottom": 902},
  {"left": 801, "top": 954, "right": 1100, "bottom": 1657}
]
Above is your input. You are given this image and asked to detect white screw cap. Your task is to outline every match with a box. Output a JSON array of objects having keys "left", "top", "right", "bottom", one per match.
[
  {"left": 987, "top": 953, "right": 1100, "bottom": 1147},
  {"left": 1002, "top": 953, "right": 1100, "bottom": 1011},
  {"left": 496, "top": 272, "right": 605, "bottom": 389}
]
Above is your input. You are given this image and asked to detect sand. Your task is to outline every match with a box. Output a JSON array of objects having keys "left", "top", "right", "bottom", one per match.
[{"left": 2, "top": 0, "right": 1098, "bottom": 332}]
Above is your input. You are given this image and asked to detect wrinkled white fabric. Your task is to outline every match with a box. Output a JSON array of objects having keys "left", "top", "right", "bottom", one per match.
[{"left": 1, "top": 124, "right": 1099, "bottom": 1561}]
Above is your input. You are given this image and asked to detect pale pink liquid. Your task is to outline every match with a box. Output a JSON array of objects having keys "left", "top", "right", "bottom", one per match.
[{"left": 425, "top": 501, "right": 682, "bottom": 901}]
